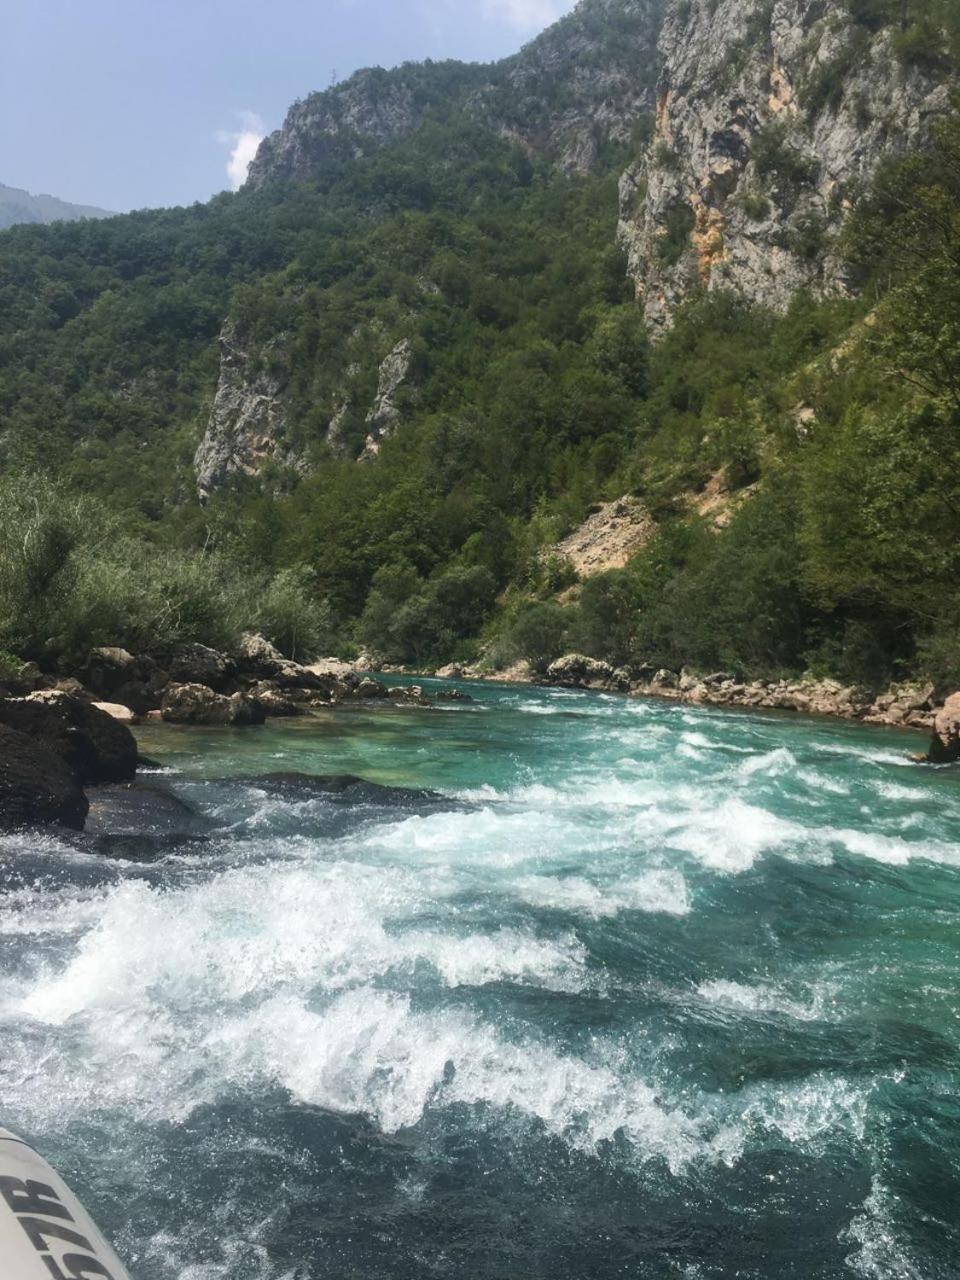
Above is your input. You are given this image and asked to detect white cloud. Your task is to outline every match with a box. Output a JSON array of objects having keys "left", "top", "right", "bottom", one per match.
[
  {"left": 481, "top": 0, "right": 573, "bottom": 29},
  {"left": 218, "top": 111, "right": 265, "bottom": 191}
]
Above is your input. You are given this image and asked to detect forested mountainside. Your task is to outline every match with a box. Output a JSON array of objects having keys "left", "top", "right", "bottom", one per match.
[
  {"left": 1, "top": 0, "right": 959, "bottom": 692},
  {"left": 0, "top": 182, "right": 113, "bottom": 231}
]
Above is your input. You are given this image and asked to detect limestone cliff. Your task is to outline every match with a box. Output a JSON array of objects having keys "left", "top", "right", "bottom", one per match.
[
  {"left": 247, "top": 0, "right": 663, "bottom": 188},
  {"left": 359, "top": 340, "right": 415, "bottom": 463},
  {"left": 194, "top": 321, "right": 298, "bottom": 501},
  {"left": 619, "top": 0, "right": 951, "bottom": 327}
]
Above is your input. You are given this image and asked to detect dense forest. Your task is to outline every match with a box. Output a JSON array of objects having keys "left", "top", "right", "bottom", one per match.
[{"left": 1, "top": 0, "right": 959, "bottom": 692}]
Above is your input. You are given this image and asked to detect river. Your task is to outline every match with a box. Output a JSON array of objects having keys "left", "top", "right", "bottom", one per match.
[{"left": 1, "top": 678, "right": 958, "bottom": 1278}]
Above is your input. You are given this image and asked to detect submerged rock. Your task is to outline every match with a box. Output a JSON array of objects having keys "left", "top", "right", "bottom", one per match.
[
  {"left": 0, "top": 723, "right": 89, "bottom": 831},
  {"left": 241, "top": 772, "right": 447, "bottom": 808},
  {"left": 84, "top": 781, "right": 211, "bottom": 859}
]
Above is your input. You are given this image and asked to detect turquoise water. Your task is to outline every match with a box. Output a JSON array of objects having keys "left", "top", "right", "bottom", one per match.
[{"left": 1, "top": 678, "right": 959, "bottom": 1278}]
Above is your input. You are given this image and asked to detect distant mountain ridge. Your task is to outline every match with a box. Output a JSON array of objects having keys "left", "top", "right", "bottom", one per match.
[{"left": 0, "top": 182, "right": 113, "bottom": 230}]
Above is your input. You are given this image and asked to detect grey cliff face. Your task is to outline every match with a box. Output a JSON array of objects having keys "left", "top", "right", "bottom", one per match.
[
  {"left": 619, "top": 0, "right": 950, "bottom": 328},
  {"left": 473, "top": 0, "right": 665, "bottom": 174},
  {"left": 359, "top": 339, "right": 414, "bottom": 462},
  {"left": 247, "top": 71, "right": 423, "bottom": 188},
  {"left": 194, "top": 321, "right": 295, "bottom": 500},
  {"left": 246, "top": 1, "right": 664, "bottom": 188}
]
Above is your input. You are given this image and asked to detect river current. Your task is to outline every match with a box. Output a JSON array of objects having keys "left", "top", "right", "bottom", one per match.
[{"left": 1, "top": 678, "right": 959, "bottom": 1278}]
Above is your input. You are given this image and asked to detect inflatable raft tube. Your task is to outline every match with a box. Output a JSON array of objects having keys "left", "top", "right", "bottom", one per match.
[{"left": 0, "top": 1128, "right": 132, "bottom": 1278}]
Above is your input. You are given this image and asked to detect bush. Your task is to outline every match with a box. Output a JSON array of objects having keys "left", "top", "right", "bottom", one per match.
[
  {"left": 501, "top": 601, "right": 570, "bottom": 673},
  {"left": 254, "top": 566, "right": 337, "bottom": 660},
  {"left": 0, "top": 472, "right": 338, "bottom": 664}
]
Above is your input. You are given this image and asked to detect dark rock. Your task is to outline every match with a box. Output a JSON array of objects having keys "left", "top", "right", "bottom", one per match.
[
  {"left": 250, "top": 681, "right": 303, "bottom": 717},
  {"left": 241, "top": 772, "right": 447, "bottom": 808},
  {"left": 161, "top": 684, "right": 265, "bottom": 727},
  {"left": 1, "top": 660, "right": 43, "bottom": 696},
  {"left": 388, "top": 685, "right": 430, "bottom": 705},
  {"left": 0, "top": 723, "right": 89, "bottom": 831},
  {"left": 152, "top": 643, "right": 235, "bottom": 692},
  {"left": 544, "top": 654, "right": 615, "bottom": 689},
  {"left": 81, "top": 646, "right": 137, "bottom": 695},
  {"left": 0, "top": 691, "right": 138, "bottom": 785},
  {"left": 435, "top": 689, "right": 474, "bottom": 703},
  {"left": 84, "top": 781, "right": 211, "bottom": 859},
  {"left": 353, "top": 678, "right": 390, "bottom": 700}
]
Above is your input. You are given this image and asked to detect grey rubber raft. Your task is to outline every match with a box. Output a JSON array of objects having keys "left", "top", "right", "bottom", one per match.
[{"left": 0, "top": 1128, "right": 132, "bottom": 1278}]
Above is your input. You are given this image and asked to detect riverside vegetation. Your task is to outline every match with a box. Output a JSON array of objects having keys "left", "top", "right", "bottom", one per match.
[{"left": 1, "top": 0, "right": 960, "bottom": 714}]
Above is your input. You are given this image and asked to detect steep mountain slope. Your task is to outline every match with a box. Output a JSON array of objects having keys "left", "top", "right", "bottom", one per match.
[
  {"left": 247, "top": 0, "right": 664, "bottom": 188},
  {"left": 0, "top": 0, "right": 959, "bottom": 690},
  {"left": 619, "top": 0, "right": 951, "bottom": 326},
  {"left": 0, "top": 181, "right": 113, "bottom": 230}
]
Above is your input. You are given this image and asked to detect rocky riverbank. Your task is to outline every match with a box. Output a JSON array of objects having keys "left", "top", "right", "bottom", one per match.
[
  {"left": 0, "top": 635, "right": 472, "bottom": 832},
  {"left": 433, "top": 654, "right": 960, "bottom": 765}
]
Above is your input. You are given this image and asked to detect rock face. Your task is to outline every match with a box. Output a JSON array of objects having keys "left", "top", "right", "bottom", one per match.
[
  {"left": 550, "top": 497, "right": 653, "bottom": 578},
  {"left": 0, "top": 692, "right": 138, "bottom": 785},
  {"left": 619, "top": 0, "right": 950, "bottom": 328},
  {"left": 471, "top": 0, "right": 665, "bottom": 174},
  {"left": 194, "top": 320, "right": 298, "bottom": 500},
  {"left": 927, "top": 693, "right": 960, "bottom": 764},
  {"left": 0, "top": 724, "right": 89, "bottom": 831},
  {"left": 247, "top": 69, "right": 428, "bottom": 189},
  {"left": 359, "top": 340, "right": 414, "bottom": 461},
  {"left": 246, "top": 2, "right": 664, "bottom": 189}
]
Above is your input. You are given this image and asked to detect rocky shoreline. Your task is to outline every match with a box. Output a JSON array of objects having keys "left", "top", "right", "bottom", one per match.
[
  {"left": 432, "top": 654, "right": 960, "bottom": 765},
  {"left": 2, "top": 637, "right": 957, "bottom": 834},
  {"left": 0, "top": 634, "right": 470, "bottom": 833}
]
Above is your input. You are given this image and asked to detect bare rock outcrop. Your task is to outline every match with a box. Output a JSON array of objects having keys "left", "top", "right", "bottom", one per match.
[
  {"left": 0, "top": 691, "right": 139, "bottom": 785},
  {"left": 619, "top": 0, "right": 950, "bottom": 329},
  {"left": 246, "top": 2, "right": 664, "bottom": 189},
  {"left": 161, "top": 684, "right": 266, "bottom": 727},
  {"left": 195, "top": 321, "right": 300, "bottom": 500},
  {"left": 550, "top": 497, "right": 653, "bottom": 579},
  {"left": 359, "top": 340, "right": 414, "bottom": 461}
]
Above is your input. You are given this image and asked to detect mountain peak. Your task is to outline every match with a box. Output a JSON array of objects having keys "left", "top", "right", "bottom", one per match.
[{"left": 0, "top": 182, "right": 114, "bottom": 231}]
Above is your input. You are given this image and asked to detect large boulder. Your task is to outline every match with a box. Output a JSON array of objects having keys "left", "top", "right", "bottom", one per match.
[
  {"left": 250, "top": 681, "right": 303, "bottom": 718},
  {"left": 80, "top": 647, "right": 171, "bottom": 715},
  {"left": 161, "top": 684, "right": 265, "bottom": 727},
  {"left": 0, "top": 691, "right": 138, "bottom": 785},
  {"left": 0, "top": 724, "right": 89, "bottom": 831},
  {"left": 81, "top": 646, "right": 138, "bottom": 696},
  {"left": 926, "top": 693, "right": 960, "bottom": 764},
  {"left": 237, "top": 633, "right": 335, "bottom": 691},
  {"left": 237, "top": 632, "right": 286, "bottom": 676},
  {"left": 544, "top": 654, "right": 616, "bottom": 689},
  {"left": 152, "top": 644, "right": 235, "bottom": 692}
]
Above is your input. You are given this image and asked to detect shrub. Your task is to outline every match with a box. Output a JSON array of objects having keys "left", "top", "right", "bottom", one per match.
[{"left": 501, "top": 601, "right": 570, "bottom": 673}]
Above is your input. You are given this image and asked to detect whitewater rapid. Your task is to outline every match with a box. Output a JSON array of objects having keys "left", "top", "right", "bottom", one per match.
[{"left": 1, "top": 681, "right": 958, "bottom": 1278}]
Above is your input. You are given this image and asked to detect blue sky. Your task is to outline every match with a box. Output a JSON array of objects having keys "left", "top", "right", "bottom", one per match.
[{"left": 1, "top": 0, "right": 576, "bottom": 213}]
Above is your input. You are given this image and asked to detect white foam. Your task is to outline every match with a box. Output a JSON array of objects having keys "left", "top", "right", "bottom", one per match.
[
  {"left": 843, "top": 1179, "right": 925, "bottom": 1280},
  {"left": 657, "top": 798, "right": 804, "bottom": 873},
  {"left": 827, "top": 828, "right": 960, "bottom": 868},
  {"left": 513, "top": 870, "right": 690, "bottom": 918},
  {"left": 696, "top": 979, "right": 837, "bottom": 1022},
  {"left": 736, "top": 747, "right": 797, "bottom": 778}
]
